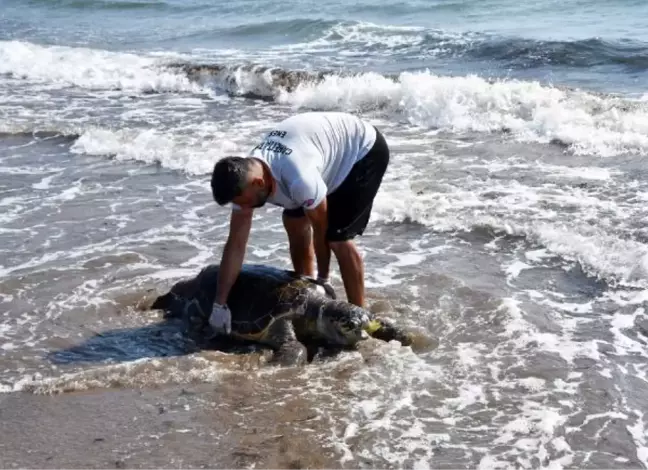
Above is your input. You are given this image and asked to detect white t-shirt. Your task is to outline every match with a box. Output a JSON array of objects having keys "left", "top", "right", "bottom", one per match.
[{"left": 232, "top": 112, "right": 376, "bottom": 211}]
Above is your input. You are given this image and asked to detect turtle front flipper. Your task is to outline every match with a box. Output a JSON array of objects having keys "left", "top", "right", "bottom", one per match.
[
  {"left": 150, "top": 292, "right": 174, "bottom": 312},
  {"left": 266, "top": 318, "right": 307, "bottom": 367}
]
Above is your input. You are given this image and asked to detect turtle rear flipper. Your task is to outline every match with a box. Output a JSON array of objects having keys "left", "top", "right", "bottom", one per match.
[
  {"left": 266, "top": 318, "right": 307, "bottom": 367},
  {"left": 150, "top": 292, "right": 193, "bottom": 320}
]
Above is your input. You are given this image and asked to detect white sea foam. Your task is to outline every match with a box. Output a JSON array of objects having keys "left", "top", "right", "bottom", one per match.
[
  {"left": 277, "top": 71, "right": 648, "bottom": 157},
  {"left": 0, "top": 40, "right": 204, "bottom": 94},
  {"left": 628, "top": 410, "right": 648, "bottom": 469},
  {"left": 5, "top": 40, "right": 647, "bottom": 160},
  {"left": 327, "top": 292, "right": 592, "bottom": 468},
  {"left": 60, "top": 115, "right": 648, "bottom": 289},
  {"left": 64, "top": 111, "right": 643, "bottom": 291},
  {"left": 498, "top": 297, "right": 602, "bottom": 363},
  {"left": 366, "top": 161, "right": 648, "bottom": 288},
  {"left": 70, "top": 124, "right": 248, "bottom": 175},
  {"left": 463, "top": 160, "right": 621, "bottom": 181},
  {"left": 6, "top": 354, "right": 234, "bottom": 394},
  {"left": 32, "top": 173, "right": 59, "bottom": 190},
  {"left": 269, "top": 20, "right": 465, "bottom": 62}
]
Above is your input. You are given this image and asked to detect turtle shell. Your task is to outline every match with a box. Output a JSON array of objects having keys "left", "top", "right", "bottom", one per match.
[
  {"left": 227, "top": 265, "right": 314, "bottom": 336},
  {"left": 156, "top": 264, "right": 321, "bottom": 337}
]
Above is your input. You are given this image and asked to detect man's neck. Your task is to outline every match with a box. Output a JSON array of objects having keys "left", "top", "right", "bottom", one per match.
[{"left": 259, "top": 160, "right": 276, "bottom": 196}]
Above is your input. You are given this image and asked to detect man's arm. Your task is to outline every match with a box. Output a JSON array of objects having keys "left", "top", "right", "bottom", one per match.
[
  {"left": 306, "top": 200, "right": 364, "bottom": 305},
  {"left": 328, "top": 239, "right": 365, "bottom": 307},
  {"left": 285, "top": 164, "right": 329, "bottom": 279},
  {"left": 304, "top": 198, "right": 331, "bottom": 281},
  {"left": 215, "top": 208, "right": 253, "bottom": 305}
]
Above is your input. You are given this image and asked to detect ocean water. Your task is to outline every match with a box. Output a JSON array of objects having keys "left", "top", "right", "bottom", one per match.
[{"left": 2, "top": 0, "right": 648, "bottom": 468}]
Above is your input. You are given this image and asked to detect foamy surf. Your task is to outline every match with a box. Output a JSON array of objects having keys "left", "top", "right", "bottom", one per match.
[
  {"left": 3, "top": 41, "right": 648, "bottom": 160},
  {"left": 6, "top": 120, "right": 647, "bottom": 292},
  {"left": 321, "top": 297, "right": 577, "bottom": 468},
  {"left": 0, "top": 40, "right": 205, "bottom": 94},
  {"left": 278, "top": 71, "right": 648, "bottom": 157},
  {"left": 67, "top": 115, "right": 281, "bottom": 174},
  {"left": 6, "top": 352, "right": 268, "bottom": 395},
  {"left": 324, "top": 284, "right": 648, "bottom": 468},
  {"left": 369, "top": 169, "right": 648, "bottom": 289},
  {"left": 70, "top": 126, "right": 234, "bottom": 175}
]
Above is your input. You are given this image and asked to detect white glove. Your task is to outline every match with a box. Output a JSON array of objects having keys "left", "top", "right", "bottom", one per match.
[
  {"left": 317, "top": 277, "right": 336, "bottom": 299},
  {"left": 209, "top": 303, "right": 231, "bottom": 335}
]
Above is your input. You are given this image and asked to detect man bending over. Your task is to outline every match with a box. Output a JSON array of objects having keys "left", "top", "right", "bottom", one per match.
[{"left": 209, "top": 111, "right": 390, "bottom": 334}]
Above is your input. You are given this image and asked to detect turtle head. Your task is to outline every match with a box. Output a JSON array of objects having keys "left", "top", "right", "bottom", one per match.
[
  {"left": 316, "top": 300, "right": 373, "bottom": 346},
  {"left": 315, "top": 300, "right": 416, "bottom": 347}
]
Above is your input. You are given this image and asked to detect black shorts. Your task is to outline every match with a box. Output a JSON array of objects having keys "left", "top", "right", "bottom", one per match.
[{"left": 283, "top": 126, "right": 390, "bottom": 242}]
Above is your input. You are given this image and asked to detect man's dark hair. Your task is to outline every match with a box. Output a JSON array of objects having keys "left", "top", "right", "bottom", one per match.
[{"left": 210, "top": 157, "right": 252, "bottom": 205}]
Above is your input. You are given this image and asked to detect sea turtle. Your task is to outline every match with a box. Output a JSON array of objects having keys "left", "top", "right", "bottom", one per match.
[{"left": 149, "top": 263, "right": 413, "bottom": 366}]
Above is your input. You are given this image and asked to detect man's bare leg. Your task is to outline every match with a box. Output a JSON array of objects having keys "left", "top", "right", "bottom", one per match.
[
  {"left": 282, "top": 213, "right": 315, "bottom": 277},
  {"left": 329, "top": 239, "right": 364, "bottom": 307}
]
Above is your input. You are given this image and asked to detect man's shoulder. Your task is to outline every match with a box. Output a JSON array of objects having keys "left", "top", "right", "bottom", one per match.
[{"left": 277, "top": 111, "right": 365, "bottom": 130}]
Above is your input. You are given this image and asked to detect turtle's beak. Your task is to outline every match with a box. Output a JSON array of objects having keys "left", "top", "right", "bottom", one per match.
[{"left": 364, "top": 320, "right": 382, "bottom": 335}]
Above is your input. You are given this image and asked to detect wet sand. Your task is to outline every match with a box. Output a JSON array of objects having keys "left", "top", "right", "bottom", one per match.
[{"left": 0, "top": 374, "right": 344, "bottom": 469}]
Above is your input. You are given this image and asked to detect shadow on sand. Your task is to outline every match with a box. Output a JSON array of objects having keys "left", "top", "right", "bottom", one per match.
[{"left": 45, "top": 315, "right": 344, "bottom": 367}]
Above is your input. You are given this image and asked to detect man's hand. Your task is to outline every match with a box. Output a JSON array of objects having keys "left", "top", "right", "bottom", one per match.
[{"left": 209, "top": 303, "right": 231, "bottom": 335}]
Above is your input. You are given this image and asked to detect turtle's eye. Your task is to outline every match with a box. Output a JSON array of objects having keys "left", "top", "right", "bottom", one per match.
[{"left": 341, "top": 316, "right": 363, "bottom": 333}]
